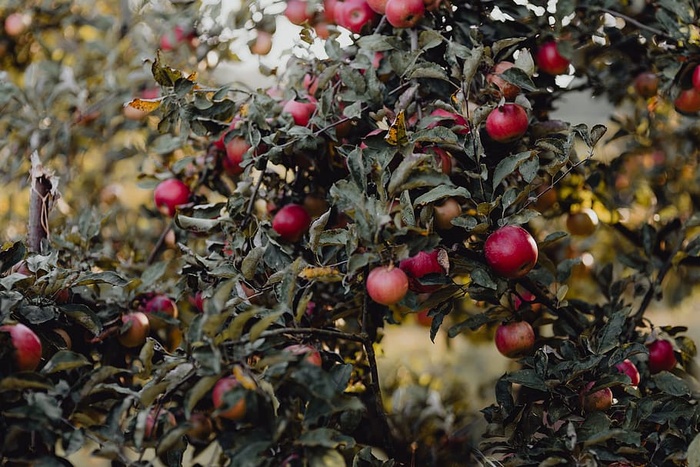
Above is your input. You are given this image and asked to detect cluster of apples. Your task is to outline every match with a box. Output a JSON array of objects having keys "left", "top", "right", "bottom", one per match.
[
  {"left": 118, "top": 293, "right": 179, "bottom": 349},
  {"left": 633, "top": 64, "right": 700, "bottom": 114}
]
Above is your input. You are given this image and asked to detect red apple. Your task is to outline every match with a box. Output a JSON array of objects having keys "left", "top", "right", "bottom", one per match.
[
  {"left": 285, "top": 344, "right": 323, "bottom": 367},
  {"left": 495, "top": 321, "right": 535, "bottom": 358},
  {"left": 647, "top": 339, "right": 677, "bottom": 373},
  {"left": 485, "top": 103, "right": 528, "bottom": 143},
  {"left": 484, "top": 225, "right": 538, "bottom": 279},
  {"left": 0, "top": 323, "right": 42, "bottom": 371},
  {"left": 336, "top": 0, "right": 379, "bottom": 34},
  {"left": 693, "top": 65, "right": 700, "bottom": 91},
  {"left": 580, "top": 381, "right": 613, "bottom": 412},
  {"left": 159, "top": 25, "right": 194, "bottom": 51},
  {"left": 399, "top": 250, "right": 447, "bottom": 293},
  {"left": 433, "top": 197, "right": 462, "bottom": 230},
  {"left": 144, "top": 294, "right": 179, "bottom": 328},
  {"left": 385, "top": 0, "right": 425, "bottom": 28},
  {"left": 285, "top": 0, "right": 314, "bottom": 25},
  {"left": 634, "top": 71, "right": 659, "bottom": 98},
  {"left": 615, "top": 359, "right": 640, "bottom": 386},
  {"left": 423, "top": 146, "right": 453, "bottom": 175},
  {"left": 187, "top": 412, "right": 214, "bottom": 443},
  {"left": 144, "top": 409, "right": 177, "bottom": 440},
  {"left": 212, "top": 376, "right": 247, "bottom": 421},
  {"left": 282, "top": 99, "right": 316, "bottom": 126},
  {"left": 367, "top": 0, "right": 388, "bottom": 14},
  {"left": 249, "top": 30, "right": 273, "bottom": 55},
  {"left": 272, "top": 204, "right": 312, "bottom": 242},
  {"left": 512, "top": 289, "right": 538, "bottom": 311},
  {"left": 4, "top": 12, "right": 30, "bottom": 37},
  {"left": 366, "top": 266, "right": 409, "bottom": 306},
  {"left": 189, "top": 291, "right": 205, "bottom": 313},
  {"left": 536, "top": 41, "right": 570, "bottom": 76},
  {"left": 487, "top": 61, "right": 520, "bottom": 100},
  {"left": 323, "top": 0, "right": 340, "bottom": 23},
  {"left": 223, "top": 136, "right": 251, "bottom": 176},
  {"left": 118, "top": 312, "right": 151, "bottom": 348},
  {"left": 154, "top": 179, "right": 191, "bottom": 217},
  {"left": 674, "top": 88, "right": 700, "bottom": 114},
  {"left": 425, "top": 108, "right": 470, "bottom": 135}
]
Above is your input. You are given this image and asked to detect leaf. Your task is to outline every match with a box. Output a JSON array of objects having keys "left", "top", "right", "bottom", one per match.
[
  {"left": 19, "top": 305, "right": 56, "bottom": 324},
  {"left": 61, "top": 304, "right": 102, "bottom": 336},
  {"left": 387, "top": 154, "right": 430, "bottom": 196},
  {"left": 595, "top": 310, "right": 627, "bottom": 354},
  {"left": 0, "top": 241, "right": 26, "bottom": 275},
  {"left": 308, "top": 210, "right": 331, "bottom": 252},
  {"left": 309, "top": 448, "right": 346, "bottom": 467},
  {"left": 503, "top": 369, "right": 547, "bottom": 391},
  {"left": 687, "top": 432, "right": 700, "bottom": 467},
  {"left": 249, "top": 311, "right": 285, "bottom": 342},
  {"left": 184, "top": 375, "right": 219, "bottom": 418},
  {"left": 500, "top": 67, "right": 537, "bottom": 92},
  {"left": 124, "top": 98, "right": 161, "bottom": 114},
  {"left": 0, "top": 373, "right": 53, "bottom": 391},
  {"left": 462, "top": 45, "right": 484, "bottom": 85},
  {"left": 242, "top": 247, "right": 266, "bottom": 280},
  {"left": 653, "top": 371, "right": 691, "bottom": 396},
  {"left": 297, "top": 428, "right": 356, "bottom": 449},
  {"left": 414, "top": 185, "right": 471, "bottom": 205},
  {"left": 176, "top": 215, "right": 221, "bottom": 233},
  {"left": 492, "top": 151, "right": 533, "bottom": 189},
  {"left": 152, "top": 51, "right": 184, "bottom": 87},
  {"left": 41, "top": 350, "right": 90, "bottom": 374},
  {"left": 385, "top": 110, "right": 408, "bottom": 146},
  {"left": 74, "top": 271, "right": 129, "bottom": 287}
]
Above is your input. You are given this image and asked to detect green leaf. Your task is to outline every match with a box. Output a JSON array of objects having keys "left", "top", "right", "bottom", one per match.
[
  {"left": 242, "top": 246, "right": 266, "bottom": 280},
  {"left": 595, "top": 310, "right": 627, "bottom": 354},
  {"left": 184, "top": 375, "right": 219, "bottom": 418},
  {"left": 249, "top": 310, "right": 285, "bottom": 342},
  {"left": 309, "top": 448, "right": 346, "bottom": 467},
  {"left": 500, "top": 67, "right": 537, "bottom": 92},
  {"left": 503, "top": 369, "right": 547, "bottom": 391},
  {"left": 61, "top": 304, "right": 102, "bottom": 336},
  {"left": 75, "top": 271, "right": 129, "bottom": 287},
  {"left": 414, "top": 185, "right": 471, "bottom": 205},
  {"left": 41, "top": 350, "right": 90, "bottom": 374},
  {"left": 297, "top": 428, "right": 356, "bottom": 449},
  {"left": 0, "top": 241, "right": 25, "bottom": 275},
  {"left": 0, "top": 373, "right": 53, "bottom": 391},
  {"left": 387, "top": 154, "right": 431, "bottom": 196},
  {"left": 653, "top": 372, "right": 691, "bottom": 396},
  {"left": 492, "top": 151, "right": 533, "bottom": 189}
]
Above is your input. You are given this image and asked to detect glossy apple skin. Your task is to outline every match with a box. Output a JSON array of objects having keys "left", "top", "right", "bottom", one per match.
[
  {"left": 336, "top": 0, "right": 379, "bottom": 34},
  {"left": 223, "top": 136, "right": 251, "bottom": 176},
  {"left": 323, "top": 0, "right": 340, "bottom": 22},
  {"left": 487, "top": 61, "right": 520, "bottom": 100},
  {"left": 118, "top": 312, "right": 151, "bottom": 348},
  {"left": 282, "top": 100, "right": 316, "bottom": 126},
  {"left": 399, "top": 250, "right": 446, "bottom": 293},
  {"left": 581, "top": 381, "right": 613, "bottom": 412},
  {"left": 674, "top": 88, "right": 700, "bottom": 114},
  {"left": 1, "top": 323, "right": 42, "bottom": 371},
  {"left": 495, "top": 321, "right": 535, "bottom": 358},
  {"left": 536, "top": 41, "right": 570, "bottom": 75},
  {"left": 484, "top": 225, "right": 538, "bottom": 279},
  {"left": 634, "top": 71, "right": 659, "bottom": 98},
  {"left": 485, "top": 103, "right": 528, "bottom": 143},
  {"left": 647, "top": 339, "right": 677, "bottom": 373},
  {"left": 285, "top": 344, "right": 323, "bottom": 367},
  {"left": 154, "top": 179, "right": 191, "bottom": 217},
  {"left": 366, "top": 266, "right": 409, "bottom": 306},
  {"left": 285, "top": 0, "right": 314, "bottom": 25},
  {"left": 212, "top": 376, "right": 247, "bottom": 421},
  {"left": 615, "top": 359, "right": 640, "bottom": 386},
  {"left": 272, "top": 204, "right": 312, "bottom": 242},
  {"left": 385, "top": 0, "right": 425, "bottom": 28},
  {"left": 367, "top": 0, "right": 388, "bottom": 14}
]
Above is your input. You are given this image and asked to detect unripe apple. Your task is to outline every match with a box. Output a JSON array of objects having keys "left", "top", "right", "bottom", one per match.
[
  {"left": 487, "top": 61, "right": 520, "bottom": 100},
  {"left": 494, "top": 321, "right": 535, "bottom": 358},
  {"left": 399, "top": 250, "right": 447, "bottom": 293},
  {"left": 366, "top": 265, "right": 409, "bottom": 306},
  {"left": 0, "top": 323, "right": 42, "bottom": 371},
  {"left": 693, "top": 65, "right": 700, "bottom": 91},
  {"left": 154, "top": 179, "right": 191, "bottom": 217},
  {"left": 615, "top": 359, "right": 640, "bottom": 386},
  {"left": 282, "top": 99, "right": 316, "bottom": 126},
  {"left": 566, "top": 208, "right": 599, "bottom": 236},
  {"left": 674, "top": 88, "right": 700, "bottom": 115},
  {"left": 433, "top": 198, "right": 462, "bottom": 230},
  {"left": 223, "top": 136, "right": 251, "bottom": 176},
  {"left": 580, "top": 381, "right": 613, "bottom": 412},
  {"left": 285, "top": 0, "right": 314, "bottom": 25},
  {"left": 285, "top": 344, "right": 323, "bottom": 367},
  {"left": 485, "top": 103, "right": 528, "bottom": 143},
  {"left": 484, "top": 225, "right": 538, "bottom": 279},
  {"left": 272, "top": 204, "right": 312, "bottom": 242},
  {"left": 212, "top": 376, "right": 247, "bottom": 421},
  {"left": 385, "top": 0, "right": 425, "bottom": 28},
  {"left": 366, "top": 0, "right": 388, "bottom": 14},
  {"left": 118, "top": 312, "right": 151, "bottom": 348},
  {"left": 634, "top": 71, "right": 659, "bottom": 98},
  {"left": 336, "top": 0, "right": 379, "bottom": 34},
  {"left": 647, "top": 339, "right": 677, "bottom": 373},
  {"left": 536, "top": 41, "right": 570, "bottom": 76},
  {"left": 144, "top": 294, "right": 179, "bottom": 330},
  {"left": 249, "top": 30, "right": 273, "bottom": 55},
  {"left": 4, "top": 12, "right": 31, "bottom": 37}
]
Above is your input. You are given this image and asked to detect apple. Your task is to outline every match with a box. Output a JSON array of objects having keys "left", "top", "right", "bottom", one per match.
[
  {"left": 187, "top": 412, "right": 214, "bottom": 443},
  {"left": 303, "top": 194, "right": 330, "bottom": 218},
  {"left": 144, "top": 294, "right": 178, "bottom": 330},
  {"left": 118, "top": 312, "right": 151, "bottom": 348},
  {"left": 4, "top": 12, "right": 30, "bottom": 37},
  {"left": 566, "top": 208, "right": 599, "bottom": 236},
  {"left": 249, "top": 30, "right": 273, "bottom": 55},
  {"left": 212, "top": 376, "right": 247, "bottom": 421},
  {"left": 323, "top": 0, "right": 340, "bottom": 23},
  {"left": 189, "top": 291, "right": 205, "bottom": 313},
  {"left": 580, "top": 381, "right": 613, "bottom": 412},
  {"left": 536, "top": 41, "right": 570, "bottom": 76},
  {"left": 433, "top": 197, "right": 462, "bottom": 230},
  {"left": 223, "top": 136, "right": 251, "bottom": 176},
  {"left": 314, "top": 21, "right": 331, "bottom": 39},
  {"left": 282, "top": 99, "right": 316, "bottom": 126},
  {"left": 487, "top": 61, "right": 520, "bottom": 100},
  {"left": 414, "top": 309, "right": 433, "bottom": 327},
  {"left": 423, "top": 146, "right": 453, "bottom": 175},
  {"left": 647, "top": 339, "right": 677, "bottom": 373},
  {"left": 336, "top": 0, "right": 379, "bottom": 34},
  {"left": 285, "top": 344, "right": 323, "bottom": 367},
  {"left": 285, "top": 0, "right": 314, "bottom": 25},
  {"left": 634, "top": 71, "right": 659, "bottom": 98},
  {"left": 485, "top": 103, "right": 528, "bottom": 143},
  {"left": 693, "top": 65, "right": 700, "bottom": 91},
  {"left": 366, "top": 265, "right": 409, "bottom": 306},
  {"left": 674, "top": 88, "right": 700, "bottom": 114},
  {"left": 615, "top": 359, "right": 640, "bottom": 386},
  {"left": 272, "top": 204, "right": 312, "bottom": 242},
  {"left": 495, "top": 321, "right": 535, "bottom": 358},
  {"left": 154, "top": 179, "right": 191, "bottom": 217},
  {"left": 367, "top": 0, "right": 388, "bottom": 14},
  {"left": 512, "top": 289, "right": 538, "bottom": 311},
  {"left": 484, "top": 225, "right": 538, "bottom": 279},
  {"left": 0, "top": 323, "right": 42, "bottom": 371},
  {"left": 399, "top": 250, "right": 447, "bottom": 293},
  {"left": 144, "top": 408, "right": 177, "bottom": 440},
  {"left": 385, "top": 0, "right": 425, "bottom": 28},
  {"left": 159, "top": 25, "right": 194, "bottom": 51},
  {"left": 425, "top": 108, "right": 470, "bottom": 135}
]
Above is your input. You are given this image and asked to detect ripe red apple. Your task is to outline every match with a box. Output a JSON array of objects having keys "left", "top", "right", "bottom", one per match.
[
  {"left": 580, "top": 381, "right": 613, "bottom": 412},
  {"left": 615, "top": 359, "right": 640, "bottom": 386},
  {"left": 212, "top": 376, "right": 247, "bottom": 420},
  {"left": 647, "top": 339, "right": 677, "bottom": 373},
  {"left": 366, "top": 266, "right": 409, "bottom": 306},
  {"left": 336, "top": 0, "right": 379, "bottom": 34},
  {"left": 285, "top": 344, "right": 323, "bottom": 367},
  {"left": 285, "top": 0, "right": 314, "bottom": 25},
  {"left": 485, "top": 103, "right": 529, "bottom": 143},
  {"left": 674, "top": 88, "right": 700, "bottom": 114},
  {"left": 484, "top": 225, "right": 538, "bottom": 279},
  {"left": 425, "top": 108, "right": 470, "bottom": 135},
  {"left": 159, "top": 25, "right": 194, "bottom": 51},
  {"left": 367, "top": 0, "right": 388, "bottom": 14},
  {"left": 495, "top": 321, "right": 535, "bottom": 358},
  {"left": 223, "top": 136, "right": 251, "bottom": 176},
  {"left": 487, "top": 61, "right": 520, "bottom": 100},
  {"left": 512, "top": 289, "right": 538, "bottom": 311},
  {"left": 189, "top": 291, "right": 205, "bottom": 313},
  {"left": 536, "top": 41, "right": 570, "bottom": 76},
  {"left": 154, "top": 179, "right": 191, "bottom": 217},
  {"left": 118, "top": 312, "right": 151, "bottom": 348},
  {"left": 693, "top": 65, "right": 700, "bottom": 91},
  {"left": 249, "top": 30, "right": 273, "bottom": 55},
  {"left": 4, "top": 12, "right": 30, "bottom": 37},
  {"left": 144, "top": 409, "right": 177, "bottom": 440},
  {"left": 399, "top": 250, "right": 446, "bottom": 293},
  {"left": 423, "top": 146, "right": 453, "bottom": 175},
  {"left": 0, "top": 323, "right": 42, "bottom": 371},
  {"left": 634, "top": 71, "right": 659, "bottom": 98},
  {"left": 282, "top": 99, "right": 316, "bottom": 126},
  {"left": 323, "top": 0, "right": 340, "bottom": 23},
  {"left": 566, "top": 208, "right": 599, "bottom": 236},
  {"left": 272, "top": 204, "right": 312, "bottom": 242},
  {"left": 433, "top": 197, "right": 462, "bottom": 230},
  {"left": 385, "top": 0, "right": 425, "bottom": 28}
]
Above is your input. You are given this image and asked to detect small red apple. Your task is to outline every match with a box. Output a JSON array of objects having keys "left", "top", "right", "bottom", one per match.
[
  {"left": 212, "top": 376, "right": 247, "bottom": 421},
  {"left": 366, "top": 265, "right": 409, "bottom": 306},
  {"left": 580, "top": 381, "right": 613, "bottom": 412},
  {"left": 4, "top": 12, "right": 31, "bottom": 37},
  {"left": 433, "top": 197, "right": 462, "bottom": 230},
  {"left": 385, "top": 0, "right": 425, "bottom": 28},
  {"left": 486, "top": 61, "right": 520, "bottom": 100},
  {"left": 634, "top": 71, "right": 659, "bottom": 98},
  {"left": 144, "top": 294, "right": 179, "bottom": 330},
  {"left": 425, "top": 108, "right": 470, "bottom": 135},
  {"left": 647, "top": 339, "right": 677, "bottom": 373},
  {"left": 484, "top": 225, "right": 538, "bottom": 279},
  {"left": 249, "top": 30, "right": 273, "bottom": 55},
  {"left": 399, "top": 250, "right": 447, "bottom": 293},
  {"left": 282, "top": 99, "right": 316, "bottom": 126},
  {"left": 495, "top": 321, "right": 535, "bottom": 358},
  {"left": 223, "top": 136, "right": 251, "bottom": 176},
  {"left": 367, "top": 0, "right": 388, "bottom": 14},
  {"left": 285, "top": 0, "right": 314, "bottom": 25},
  {"left": 536, "top": 41, "right": 570, "bottom": 76},
  {"left": 285, "top": 344, "right": 323, "bottom": 367},
  {"left": 154, "top": 179, "right": 191, "bottom": 217},
  {"left": 615, "top": 359, "right": 640, "bottom": 386},
  {"left": 693, "top": 65, "right": 700, "bottom": 91},
  {"left": 336, "top": 0, "right": 379, "bottom": 34},
  {"left": 485, "top": 103, "right": 528, "bottom": 143},
  {"left": 323, "top": 0, "right": 340, "bottom": 23},
  {"left": 118, "top": 312, "right": 151, "bottom": 348},
  {"left": 0, "top": 323, "right": 42, "bottom": 371},
  {"left": 159, "top": 25, "right": 194, "bottom": 51},
  {"left": 272, "top": 204, "right": 312, "bottom": 242},
  {"left": 189, "top": 291, "right": 205, "bottom": 313},
  {"left": 674, "top": 88, "right": 700, "bottom": 115}
]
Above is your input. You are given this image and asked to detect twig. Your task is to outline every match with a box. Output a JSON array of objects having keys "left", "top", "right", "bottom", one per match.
[
  {"left": 598, "top": 8, "right": 671, "bottom": 39},
  {"left": 240, "top": 167, "right": 267, "bottom": 230},
  {"left": 147, "top": 218, "right": 175, "bottom": 265},
  {"left": 28, "top": 153, "right": 57, "bottom": 253}
]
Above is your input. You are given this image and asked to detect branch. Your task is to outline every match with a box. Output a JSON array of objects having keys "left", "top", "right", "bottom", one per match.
[
  {"left": 146, "top": 219, "right": 175, "bottom": 265},
  {"left": 598, "top": 8, "right": 671, "bottom": 39},
  {"left": 28, "top": 152, "right": 59, "bottom": 253}
]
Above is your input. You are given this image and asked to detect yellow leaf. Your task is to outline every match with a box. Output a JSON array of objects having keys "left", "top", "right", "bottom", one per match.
[
  {"left": 298, "top": 266, "right": 342, "bottom": 282},
  {"left": 385, "top": 110, "right": 408, "bottom": 146},
  {"left": 125, "top": 98, "right": 161, "bottom": 113}
]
